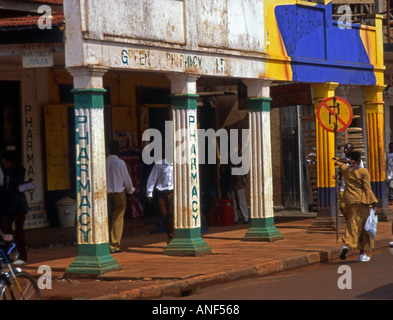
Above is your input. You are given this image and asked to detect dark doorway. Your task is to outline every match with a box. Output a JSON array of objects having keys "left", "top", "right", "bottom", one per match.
[
  {"left": 143, "top": 107, "right": 170, "bottom": 218},
  {"left": 281, "top": 105, "right": 301, "bottom": 209},
  {"left": 0, "top": 81, "right": 21, "bottom": 157},
  {"left": 149, "top": 107, "right": 170, "bottom": 144}
]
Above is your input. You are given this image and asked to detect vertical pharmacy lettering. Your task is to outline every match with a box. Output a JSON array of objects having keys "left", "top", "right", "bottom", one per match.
[
  {"left": 189, "top": 114, "right": 199, "bottom": 227},
  {"left": 76, "top": 114, "right": 92, "bottom": 243},
  {"left": 24, "top": 105, "right": 34, "bottom": 200}
]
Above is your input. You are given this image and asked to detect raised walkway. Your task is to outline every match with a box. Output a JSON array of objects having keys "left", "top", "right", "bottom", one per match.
[{"left": 20, "top": 210, "right": 393, "bottom": 300}]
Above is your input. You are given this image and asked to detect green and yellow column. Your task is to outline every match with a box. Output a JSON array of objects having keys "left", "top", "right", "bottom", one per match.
[
  {"left": 241, "top": 79, "right": 283, "bottom": 241},
  {"left": 363, "top": 85, "right": 393, "bottom": 221},
  {"left": 163, "top": 73, "right": 211, "bottom": 256},
  {"left": 309, "top": 82, "right": 339, "bottom": 231},
  {"left": 66, "top": 66, "right": 121, "bottom": 275}
]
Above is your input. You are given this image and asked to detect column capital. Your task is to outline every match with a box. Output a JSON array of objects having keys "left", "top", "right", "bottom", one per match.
[
  {"left": 241, "top": 78, "right": 273, "bottom": 98},
  {"left": 72, "top": 88, "right": 107, "bottom": 109},
  {"left": 166, "top": 73, "right": 199, "bottom": 94},
  {"left": 247, "top": 97, "right": 272, "bottom": 112},
  {"left": 361, "top": 85, "right": 386, "bottom": 103},
  {"left": 310, "top": 82, "right": 339, "bottom": 101},
  {"left": 66, "top": 65, "right": 109, "bottom": 89},
  {"left": 171, "top": 94, "right": 199, "bottom": 110}
]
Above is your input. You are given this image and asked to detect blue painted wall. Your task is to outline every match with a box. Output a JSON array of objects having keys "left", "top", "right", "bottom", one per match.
[{"left": 275, "top": 2, "right": 376, "bottom": 85}]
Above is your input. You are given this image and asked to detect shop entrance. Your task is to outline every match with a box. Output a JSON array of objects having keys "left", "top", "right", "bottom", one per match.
[{"left": 0, "top": 81, "right": 21, "bottom": 156}]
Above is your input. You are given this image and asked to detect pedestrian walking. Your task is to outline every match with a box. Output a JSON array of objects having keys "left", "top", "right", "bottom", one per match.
[
  {"left": 106, "top": 141, "right": 135, "bottom": 253},
  {"left": 146, "top": 160, "right": 174, "bottom": 244},
  {"left": 335, "top": 151, "right": 378, "bottom": 262},
  {"left": 0, "top": 151, "right": 29, "bottom": 265}
]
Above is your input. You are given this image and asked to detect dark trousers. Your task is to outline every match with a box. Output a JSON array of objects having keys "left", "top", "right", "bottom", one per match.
[
  {"left": 157, "top": 190, "right": 174, "bottom": 240},
  {"left": 2, "top": 212, "right": 27, "bottom": 261}
]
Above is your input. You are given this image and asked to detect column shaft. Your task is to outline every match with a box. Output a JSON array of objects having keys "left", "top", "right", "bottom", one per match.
[
  {"left": 309, "top": 83, "right": 339, "bottom": 231},
  {"left": 164, "top": 75, "right": 211, "bottom": 256},
  {"left": 363, "top": 85, "right": 392, "bottom": 221},
  {"left": 242, "top": 79, "right": 283, "bottom": 241},
  {"left": 66, "top": 68, "right": 120, "bottom": 275}
]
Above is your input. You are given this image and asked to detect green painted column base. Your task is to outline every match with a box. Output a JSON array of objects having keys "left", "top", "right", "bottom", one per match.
[
  {"left": 163, "top": 228, "right": 211, "bottom": 257},
  {"left": 242, "top": 217, "right": 283, "bottom": 242},
  {"left": 66, "top": 243, "right": 121, "bottom": 275}
]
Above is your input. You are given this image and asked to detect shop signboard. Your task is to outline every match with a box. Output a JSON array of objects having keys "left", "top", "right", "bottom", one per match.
[{"left": 22, "top": 43, "right": 53, "bottom": 68}]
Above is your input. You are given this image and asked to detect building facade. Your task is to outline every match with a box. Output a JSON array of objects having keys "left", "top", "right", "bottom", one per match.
[{"left": 0, "top": 0, "right": 389, "bottom": 274}]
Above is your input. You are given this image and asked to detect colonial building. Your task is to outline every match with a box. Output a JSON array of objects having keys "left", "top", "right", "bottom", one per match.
[{"left": 0, "top": 0, "right": 390, "bottom": 274}]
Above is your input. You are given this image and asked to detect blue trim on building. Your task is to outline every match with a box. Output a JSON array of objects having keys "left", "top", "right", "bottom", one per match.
[
  {"left": 317, "top": 187, "right": 337, "bottom": 216},
  {"left": 275, "top": 2, "right": 376, "bottom": 85}
]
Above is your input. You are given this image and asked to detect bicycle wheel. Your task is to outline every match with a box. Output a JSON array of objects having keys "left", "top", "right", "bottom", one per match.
[{"left": 1, "top": 271, "right": 41, "bottom": 300}]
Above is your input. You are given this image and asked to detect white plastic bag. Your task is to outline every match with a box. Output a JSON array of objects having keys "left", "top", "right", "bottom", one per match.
[{"left": 365, "top": 208, "right": 378, "bottom": 240}]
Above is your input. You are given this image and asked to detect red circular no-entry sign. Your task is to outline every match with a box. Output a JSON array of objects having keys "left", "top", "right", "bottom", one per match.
[{"left": 316, "top": 96, "right": 353, "bottom": 133}]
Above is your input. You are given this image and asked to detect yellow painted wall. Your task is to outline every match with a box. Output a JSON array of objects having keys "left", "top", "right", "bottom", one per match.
[
  {"left": 44, "top": 104, "right": 70, "bottom": 190},
  {"left": 359, "top": 16, "right": 386, "bottom": 87},
  {"left": 104, "top": 72, "right": 170, "bottom": 140},
  {"left": 264, "top": 0, "right": 294, "bottom": 81},
  {"left": 264, "top": 1, "right": 328, "bottom": 81}
]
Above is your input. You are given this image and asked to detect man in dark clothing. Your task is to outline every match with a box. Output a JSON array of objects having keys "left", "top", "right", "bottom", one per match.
[{"left": 1, "top": 151, "right": 28, "bottom": 265}]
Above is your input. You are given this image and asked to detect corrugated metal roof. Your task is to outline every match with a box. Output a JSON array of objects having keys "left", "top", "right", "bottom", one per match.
[{"left": 0, "top": 12, "right": 64, "bottom": 28}]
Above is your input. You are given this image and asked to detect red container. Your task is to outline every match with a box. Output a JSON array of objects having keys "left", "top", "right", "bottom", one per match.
[
  {"left": 221, "top": 212, "right": 235, "bottom": 226},
  {"left": 209, "top": 199, "right": 235, "bottom": 226},
  {"left": 209, "top": 214, "right": 223, "bottom": 226},
  {"left": 211, "top": 199, "right": 234, "bottom": 215}
]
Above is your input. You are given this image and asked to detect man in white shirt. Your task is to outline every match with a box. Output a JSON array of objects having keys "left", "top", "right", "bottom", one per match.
[
  {"left": 146, "top": 160, "right": 174, "bottom": 244},
  {"left": 106, "top": 141, "right": 135, "bottom": 253}
]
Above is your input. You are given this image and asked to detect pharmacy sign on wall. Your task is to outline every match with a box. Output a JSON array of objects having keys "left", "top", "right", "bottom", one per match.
[{"left": 316, "top": 96, "right": 353, "bottom": 133}]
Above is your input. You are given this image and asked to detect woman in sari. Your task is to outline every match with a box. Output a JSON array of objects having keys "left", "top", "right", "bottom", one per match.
[{"left": 336, "top": 151, "right": 378, "bottom": 262}]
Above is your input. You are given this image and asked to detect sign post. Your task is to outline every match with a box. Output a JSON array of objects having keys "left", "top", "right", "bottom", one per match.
[{"left": 316, "top": 96, "right": 353, "bottom": 241}]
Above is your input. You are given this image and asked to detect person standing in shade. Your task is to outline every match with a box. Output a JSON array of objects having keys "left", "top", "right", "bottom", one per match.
[
  {"left": 1, "top": 151, "right": 29, "bottom": 265},
  {"left": 0, "top": 162, "right": 3, "bottom": 224},
  {"left": 146, "top": 159, "right": 174, "bottom": 244},
  {"left": 386, "top": 142, "right": 393, "bottom": 205},
  {"left": 228, "top": 171, "right": 249, "bottom": 224},
  {"left": 106, "top": 141, "right": 135, "bottom": 253}
]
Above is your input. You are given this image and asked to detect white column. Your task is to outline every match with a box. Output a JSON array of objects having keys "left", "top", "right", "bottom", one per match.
[
  {"left": 242, "top": 78, "right": 283, "bottom": 241},
  {"left": 66, "top": 66, "right": 121, "bottom": 274},
  {"left": 163, "top": 73, "right": 211, "bottom": 256}
]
